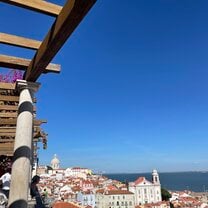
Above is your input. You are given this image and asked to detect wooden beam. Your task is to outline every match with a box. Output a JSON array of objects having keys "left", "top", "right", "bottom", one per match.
[
  {"left": 0, "top": 105, "right": 18, "bottom": 111},
  {"left": 0, "top": 95, "right": 37, "bottom": 103},
  {"left": 0, "top": 104, "right": 36, "bottom": 111},
  {"left": 0, "top": 95, "right": 20, "bottom": 102},
  {"left": 0, "top": 126, "right": 41, "bottom": 133},
  {"left": 0, "top": 55, "right": 61, "bottom": 73},
  {"left": 0, "top": 138, "right": 39, "bottom": 142},
  {"left": 24, "top": 0, "right": 97, "bottom": 81},
  {"left": 0, "top": 82, "right": 15, "bottom": 90},
  {"left": 0, "top": 132, "right": 42, "bottom": 136},
  {"left": 0, "top": 118, "right": 47, "bottom": 125},
  {"left": 0, "top": 0, "right": 62, "bottom": 17},
  {"left": 0, "top": 112, "right": 17, "bottom": 118},
  {"left": 0, "top": 142, "right": 14, "bottom": 156},
  {"left": 0, "top": 143, "right": 13, "bottom": 148},
  {"left": 0, "top": 139, "right": 14, "bottom": 142},
  {"left": 0, "top": 152, "right": 13, "bottom": 156},
  {"left": 0, "top": 33, "right": 41, "bottom": 50}
]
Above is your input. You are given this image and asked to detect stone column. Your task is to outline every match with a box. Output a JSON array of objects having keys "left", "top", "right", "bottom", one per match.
[{"left": 8, "top": 80, "right": 40, "bottom": 208}]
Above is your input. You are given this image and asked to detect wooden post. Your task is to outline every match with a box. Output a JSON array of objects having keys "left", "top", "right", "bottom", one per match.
[{"left": 8, "top": 80, "right": 40, "bottom": 208}]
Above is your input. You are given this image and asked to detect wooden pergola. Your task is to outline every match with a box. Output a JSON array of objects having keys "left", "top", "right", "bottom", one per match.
[
  {"left": 0, "top": 0, "right": 96, "bottom": 207},
  {"left": 0, "top": 81, "right": 47, "bottom": 156}
]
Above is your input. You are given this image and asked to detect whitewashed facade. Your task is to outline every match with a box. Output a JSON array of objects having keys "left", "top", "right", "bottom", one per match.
[
  {"left": 77, "top": 191, "right": 96, "bottom": 208},
  {"left": 129, "top": 169, "right": 162, "bottom": 205},
  {"left": 95, "top": 190, "right": 134, "bottom": 208}
]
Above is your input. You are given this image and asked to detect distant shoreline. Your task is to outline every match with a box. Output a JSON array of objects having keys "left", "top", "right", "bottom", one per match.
[
  {"left": 103, "top": 170, "right": 208, "bottom": 174},
  {"left": 103, "top": 172, "right": 208, "bottom": 192}
]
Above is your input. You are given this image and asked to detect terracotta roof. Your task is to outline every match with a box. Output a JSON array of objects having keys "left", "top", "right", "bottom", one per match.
[
  {"left": 104, "top": 190, "right": 133, "bottom": 195},
  {"left": 134, "top": 177, "right": 152, "bottom": 185},
  {"left": 134, "top": 177, "right": 145, "bottom": 184},
  {"left": 53, "top": 202, "right": 80, "bottom": 208}
]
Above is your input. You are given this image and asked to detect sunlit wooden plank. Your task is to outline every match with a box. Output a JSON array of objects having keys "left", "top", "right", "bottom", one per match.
[
  {"left": 0, "top": 33, "right": 41, "bottom": 50},
  {"left": 0, "top": 95, "right": 19, "bottom": 102},
  {"left": 0, "top": 0, "right": 62, "bottom": 17},
  {"left": 0, "top": 82, "right": 15, "bottom": 90},
  {"left": 24, "top": 0, "right": 96, "bottom": 81},
  {"left": 0, "top": 112, "right": 17, "bottom": 118},
  {"left": 0, "top": 132, "right": 42, "bottom": 136},
  {"left": 0, "top": 126, "right": 40, "bottom": 133},
  {"left": 0, "top": 105, "right": 36, "bottom": 111},
  {"left": 0, "top": 118, "right": 46, "bottom": 126},
  {"left": 0, "top": 55, "right": 61, "bottom": 73}
]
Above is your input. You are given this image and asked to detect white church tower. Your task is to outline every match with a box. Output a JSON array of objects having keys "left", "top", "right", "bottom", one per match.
[
  {"left": 152, "top": 169, "right": 160, "bottom": 184},
  {"left": 128, "top": 169, "right": 162, "bottom": 205},
  {"left": 51, "top": 154, "right": 60, "bottom": 170}
]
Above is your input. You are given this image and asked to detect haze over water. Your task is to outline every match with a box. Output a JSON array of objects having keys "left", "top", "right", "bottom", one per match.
[{"left": 104, "top": 172, "right": 208, "bottom": 192}]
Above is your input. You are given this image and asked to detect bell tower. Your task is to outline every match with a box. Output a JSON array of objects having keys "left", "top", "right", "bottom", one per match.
[{"left": 152, "top": 169, "right": 160, "bottom": 184}]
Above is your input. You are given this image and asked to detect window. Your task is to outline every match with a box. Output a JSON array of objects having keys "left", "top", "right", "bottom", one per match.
[
  {"left": 117, "top": 201, "right": 119, "bottom": 206},
  {"left": 129, "top": 201, "right": 132, "bottom": 206},
  {"left": 123, "top": 196, "right": 125, "bottom": 199}
]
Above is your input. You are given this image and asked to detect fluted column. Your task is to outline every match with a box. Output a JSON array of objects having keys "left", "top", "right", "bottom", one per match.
[{"left": 8, "top": 80, "right": 40, "bottom": 208}]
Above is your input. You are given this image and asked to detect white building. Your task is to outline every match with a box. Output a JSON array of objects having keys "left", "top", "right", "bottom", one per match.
[
  {"left": 77, "top": 191, "right": 96, "bottom": 208},
  {"left": 64, "top": 167, "right": 92, "bottom": 179},
  {"left": 95, "top": 190, "right": 134, "bottom": 208},
  {"left": 129, "top": 169, "right": 162, "bottom": 205}
]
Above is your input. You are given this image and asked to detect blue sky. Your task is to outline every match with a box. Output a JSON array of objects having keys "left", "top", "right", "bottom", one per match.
[{"left": 1, "top": 0, "right": 208, "bottom": 173}]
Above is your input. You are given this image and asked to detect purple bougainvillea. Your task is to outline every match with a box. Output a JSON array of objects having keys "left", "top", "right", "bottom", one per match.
[{"left": 0, "top": 69, "right": 23, "bottom": 83}]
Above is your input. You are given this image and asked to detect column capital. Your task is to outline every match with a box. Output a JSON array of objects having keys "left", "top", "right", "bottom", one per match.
[{"left": 15, "top": 79, "right": 40, "bottom": 93}]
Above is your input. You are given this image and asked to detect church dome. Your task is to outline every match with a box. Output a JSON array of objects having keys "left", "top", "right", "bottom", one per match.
[{"left": 51, "top": 154, "right": 60, "bottom": 169}]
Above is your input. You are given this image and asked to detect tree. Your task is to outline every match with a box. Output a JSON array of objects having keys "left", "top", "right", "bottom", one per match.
[{"left": 161, "top": 187, "right": 171, "bottom": 201}]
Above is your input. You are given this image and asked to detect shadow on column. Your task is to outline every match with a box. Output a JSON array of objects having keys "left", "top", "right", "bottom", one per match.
[
  {"left": 9, "top": 199, "right": 27, "bottom": 208},
  {"left": 12, "top": 146, "right": 32, "bottom": 165}
]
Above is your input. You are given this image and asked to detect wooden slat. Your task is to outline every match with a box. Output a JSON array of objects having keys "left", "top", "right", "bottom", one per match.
[
  {"left": 0, "top": 82, "right": 15, "bottom": 90},
  {"left": 0, "top": 152, "right": 13, "bottom": 156},
  {"left": 0, "top": 139, "right": 14, "bottom": 142},
  {"left": 0, "top": 126, "right": 41, "bottom": 133},
  {"left": 0, "top": 142, "right": 14, "bottom": 155},
  {"left": 0, "top": 128, "right": 16, "bottom": 133},
  {"left": 0, "top": 132, "right": 42, "bottom": 136},
  {"left": 0, "top": 143, "right": 13, "bottom": 148},
  {"left": 0, "top": 104, "right": 36, "bottom": 111},
  {"left": 24, "top": 0, "right": 97, "bottom": 81},
  {"left": 0, "top": 138, "right": 14, "bottom": 143},
  {"left": 0, "top": 105, "right": 18, "bottom": 111},
  {"left": 0, "top": 0, "right": 62, "bottom": 17},
  {"left": 0, "top": 33, "right": 41, "bottom": 50},
  {"left": 0, "top": 105, "right": 18, "bottom": 110},
  {"left": 0, "top": 118, "right": 47, "bottom": 125},
  {"left": 0, "top": 95, "right": 36, "bottom": 102},
  {"left": 0, "top": 95, "right": 19, "bottom": 102},
  {"left": 0, "top": 112, "right": 17, "bottom": 118},
  {"left": 0, "top": 138, "right": 40, "bottom": 142},
  {"left": 0, "top": 55, "right": 61, "bottom": 73}
]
